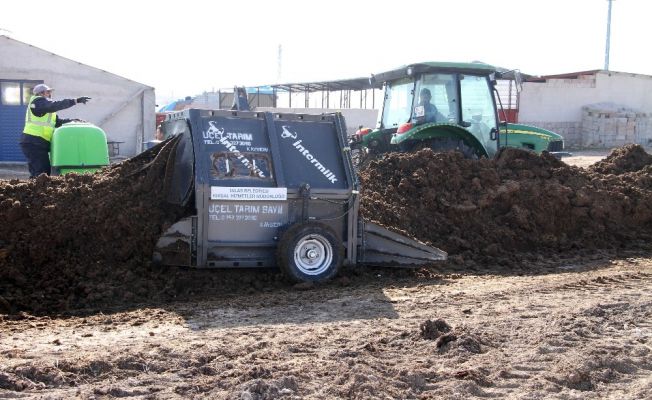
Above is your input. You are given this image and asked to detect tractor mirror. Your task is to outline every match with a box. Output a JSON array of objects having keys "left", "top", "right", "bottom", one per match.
[{"left": 514, "top": 71, "right": 523, "bottom": 92}]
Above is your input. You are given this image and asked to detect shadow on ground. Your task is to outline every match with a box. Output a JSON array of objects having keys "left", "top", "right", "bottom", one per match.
[{"left": 3, "top": 247, "right": 648, "bottom": 331}]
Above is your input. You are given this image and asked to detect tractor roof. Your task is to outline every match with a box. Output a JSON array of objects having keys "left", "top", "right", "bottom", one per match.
[{"left": 371, "top": 62, "right": 497, "bottom": 83}]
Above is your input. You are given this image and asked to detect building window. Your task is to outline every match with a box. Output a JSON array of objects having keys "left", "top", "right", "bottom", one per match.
[
  {"left": 22, "top": 83, "right": 37, "bottom": 104},
  {"left": 1, "top": 82, "right": 21, "bottom": 106}
]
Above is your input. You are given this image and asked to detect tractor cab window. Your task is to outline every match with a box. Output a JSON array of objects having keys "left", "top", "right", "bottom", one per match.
[
  {"left": 413, "top": 74, "right": 458, "bottom": 124},
  {"left": 380, "top": 78, "right": 414, "bottom": 129},
  {"left": 460, "top": 75, "right": 498, "bottom": 150},
  {"left": 211, "top": 152, "right": 274, "bottom": 180}
]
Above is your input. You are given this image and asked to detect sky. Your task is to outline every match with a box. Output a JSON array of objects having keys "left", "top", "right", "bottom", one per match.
[{"left": 2, "top": 0, "right": 651, "bottom": 106}]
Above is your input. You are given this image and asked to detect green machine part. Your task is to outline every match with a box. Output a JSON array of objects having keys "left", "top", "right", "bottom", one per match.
[
  {"left": 351, "top": 61, "right": 567, "bottom": 159},
  {"left": 50, "top": 123, "right": 110, "bottom": 175},
  {"left": 502, "top": 123, "right": 565, "bottom": 153}
]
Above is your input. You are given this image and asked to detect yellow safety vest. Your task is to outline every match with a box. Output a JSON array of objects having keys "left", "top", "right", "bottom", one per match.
[{"left": 24, "top": 95, "right": 57, "bottom": 142}]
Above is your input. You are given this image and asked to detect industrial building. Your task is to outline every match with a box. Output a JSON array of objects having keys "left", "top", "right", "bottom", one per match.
[
  {"left": 519, "top": 70, "right": 652, "bottom": 148},
  {"left": 0, "top": 35, "right": 155, "bottom": 162}
]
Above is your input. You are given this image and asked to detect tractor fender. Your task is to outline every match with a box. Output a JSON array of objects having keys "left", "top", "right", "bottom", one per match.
[
  {"left": 359, "top": 128, "right": 394, "bottom": 153},
  {"left": 391, "top": 123, "right": 489, "bottom": 157}
]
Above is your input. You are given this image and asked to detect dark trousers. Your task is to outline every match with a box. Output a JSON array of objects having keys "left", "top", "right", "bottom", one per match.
[{"left": 19, "top": 134, "right": 51, "bottom": 178}]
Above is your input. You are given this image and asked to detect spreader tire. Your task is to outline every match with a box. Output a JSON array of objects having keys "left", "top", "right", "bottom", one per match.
[{"left": 277, "top": 223, "right": 343, "bottom": 283}]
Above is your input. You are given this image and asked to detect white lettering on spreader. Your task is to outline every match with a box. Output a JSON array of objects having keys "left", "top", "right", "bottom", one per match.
[
  {"left": 203, "top": 123, "right": 253, "bottom": 141},
  {"left": 281, "top": 126, "right": 338, "bottom": 184},
  {"left": 211, "top": 186, "right": 287, "bottom": 201},
  {"left": 203, "top": 121, "right": 265, "bottom": 178}
]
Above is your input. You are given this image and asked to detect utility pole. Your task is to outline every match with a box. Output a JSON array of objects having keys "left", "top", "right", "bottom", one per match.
[
  {"left": 604, "top": 0, "right": 614, "bottom": 70},
  {"left": 277, "top": 44, "right": 282, "bottom": 81}
]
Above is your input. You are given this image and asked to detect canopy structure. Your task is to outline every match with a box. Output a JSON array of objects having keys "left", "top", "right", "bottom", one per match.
[
  {"left": 221, "top": 76, "right": 383, "bottom": 109},
  {"left": 160, "top": 62, "right": 535, "bottom": 112},
  {"left": 268, "top": 76, "right": 381, "bottom": 93}
]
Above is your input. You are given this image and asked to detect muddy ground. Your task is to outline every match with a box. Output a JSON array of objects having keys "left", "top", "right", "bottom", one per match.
[
  {"left": 1, "top": 254, "right": 650, "bottom": 399},
  {"left": 1, "top": 145, "right": 652, "bottom": 398}
]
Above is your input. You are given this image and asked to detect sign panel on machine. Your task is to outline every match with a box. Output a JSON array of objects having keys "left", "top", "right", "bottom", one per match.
[{"left": 211, "top": 186, "right": 287, "bottom": 201}]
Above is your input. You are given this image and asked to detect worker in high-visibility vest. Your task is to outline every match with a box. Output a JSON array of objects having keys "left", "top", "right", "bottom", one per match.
[{"left": 20, "top": 84, "right": 91, "bottom": 178}]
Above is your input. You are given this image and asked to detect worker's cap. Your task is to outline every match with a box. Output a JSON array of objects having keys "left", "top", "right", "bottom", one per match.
[
  {"left": 420, "top": 88, "right": 431, "bottom": 97},
  {"left": 33, "top": 84, "right": 53, "bottom": 95}
]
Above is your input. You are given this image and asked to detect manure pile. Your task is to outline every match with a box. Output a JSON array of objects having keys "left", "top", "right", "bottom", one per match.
[
  {"left": 360, "top": 145, "right": 652, "bottom": 266},
  {"left": 0, "top": 139, "right": 286, "bottom": 315},
  {"left": 2, "top": 143, "right": 652, "bottom": 314},
  {"left": 0, "top": 140, "right": 190, "bottom": 313}
]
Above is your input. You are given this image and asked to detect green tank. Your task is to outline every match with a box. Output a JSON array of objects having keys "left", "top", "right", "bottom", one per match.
[{"left": 50, "top": 123, "right": 110, "bottom": 175}]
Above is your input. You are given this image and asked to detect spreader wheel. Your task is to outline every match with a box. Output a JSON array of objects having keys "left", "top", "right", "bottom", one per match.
[{"left": 277, "top": 223, "right": 343, "bottom": 283}]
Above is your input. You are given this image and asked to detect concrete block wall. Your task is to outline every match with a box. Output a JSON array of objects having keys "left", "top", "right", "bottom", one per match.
[
  {"left": 537, "top": 76, "right": 596, "bottom": 89},
  {"left": 519, "top": 72, "right": 652, "bottom": 149},
  {"left": 580, "top": 104, "right": 652, "bottom": 148},
  {"left": 519, "top": 121, "right": 583, "bottom": 148}
]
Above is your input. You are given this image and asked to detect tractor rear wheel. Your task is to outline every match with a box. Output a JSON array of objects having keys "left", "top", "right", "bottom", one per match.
[{"left": 277, "top": 223, "right": 343, "bottom": 283}]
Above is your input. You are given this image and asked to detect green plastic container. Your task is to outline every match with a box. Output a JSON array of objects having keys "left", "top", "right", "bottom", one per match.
[{"left": 50, "top": 123, "right": 110, "bottom": 175}]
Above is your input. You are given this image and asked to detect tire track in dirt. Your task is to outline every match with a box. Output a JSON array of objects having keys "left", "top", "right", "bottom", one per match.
[
  {"left": 374, "top": 260, "right": 652, "bottom": 398},
  {"left": 1, "top": 259, "right": 651, "bottom": 398}
]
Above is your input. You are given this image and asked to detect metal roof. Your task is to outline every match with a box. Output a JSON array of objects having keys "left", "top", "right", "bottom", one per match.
[
  {"left": 526, "top": 70, "right": 602, "bottom": 82},
  {"left": 249, "top": 62, "right": 529, "bottom": 94},
  {"left": 268, "top": 76, "right": 381, "bottom": 93},
  {"left": 526, "top": 69, "right": 652, "bottom": 82}
]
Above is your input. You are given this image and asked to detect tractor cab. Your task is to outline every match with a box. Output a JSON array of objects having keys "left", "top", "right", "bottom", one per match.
[{"left": 353, "top": 62, "right": 565, "bottom": 160}]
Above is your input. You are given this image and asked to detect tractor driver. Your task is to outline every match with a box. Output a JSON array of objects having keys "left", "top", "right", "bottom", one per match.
[
  {"left": 20, "top": 84, "right": 91, "bottom": 178},
  {"left": 416, "top": 88, "right": 445, "bottom": 124}
]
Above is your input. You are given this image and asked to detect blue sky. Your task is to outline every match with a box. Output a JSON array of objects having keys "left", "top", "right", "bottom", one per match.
[{"left": 2, "top": 0, "right": 650, "bottom": 105}]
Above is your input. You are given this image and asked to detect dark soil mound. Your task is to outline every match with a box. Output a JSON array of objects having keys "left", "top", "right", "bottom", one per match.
[
  {"left": 0, "top": 139, "right": 289, "bottom": 315},
  {"left": 589, "top": 144, "right": 652, "bottom": 175},
  {"left": 359, "top": 146, "right": 652, "bottom": 266},
  {"left": 3, "top": 142, "right": 652, "bottom": 314},
  {"left": 0, "top": 140, "right": 193, "bottom": 313},
  {"left": 420, "top": 318, "right": 451, "bottom": 340}
]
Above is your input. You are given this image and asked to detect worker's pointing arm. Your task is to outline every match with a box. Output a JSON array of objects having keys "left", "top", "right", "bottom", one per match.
[{"left": 30, "top": 97, "right": 77, "bottom": 117}]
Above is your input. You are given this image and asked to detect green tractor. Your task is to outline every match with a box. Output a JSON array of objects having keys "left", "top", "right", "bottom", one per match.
[{"left": 351, "top": 62, "right": 565, "bottom": 160}]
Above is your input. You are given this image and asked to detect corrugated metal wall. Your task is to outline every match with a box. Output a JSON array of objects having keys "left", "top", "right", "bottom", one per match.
[
  {"left": 0, "top": 80, "right": 43, "bottom": 162},
  {"left": 0, "top": 102, "right": 26, "bottom": 161}
]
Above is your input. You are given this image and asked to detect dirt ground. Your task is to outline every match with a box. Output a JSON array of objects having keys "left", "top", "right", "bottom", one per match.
[
  {"left": 1, "top": 146, "right": 652, "bottom": 399},
  {"left": 1, "top": 254, "right": 650, "bottom": 399},
  {"left": 562, "top": 150, "right": 612, "bottom": 169}
]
